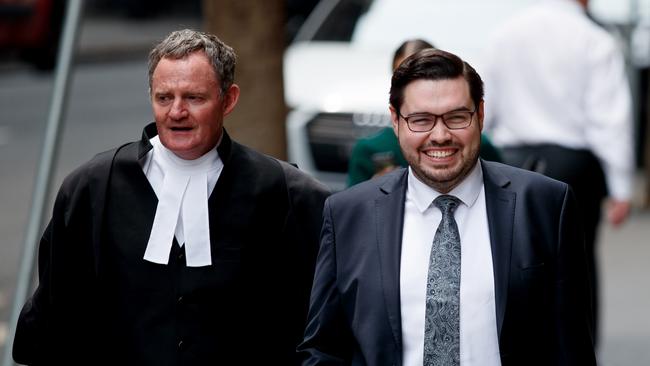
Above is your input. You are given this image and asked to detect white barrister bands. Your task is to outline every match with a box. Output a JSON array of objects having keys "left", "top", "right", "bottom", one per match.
[{"left": 143, "top": 136, "right": 223, "bottom": 267}]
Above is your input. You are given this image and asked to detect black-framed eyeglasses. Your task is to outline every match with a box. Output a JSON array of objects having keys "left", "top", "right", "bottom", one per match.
[{"left": 397, "top": 108, "right": 477, "bottom": 132}]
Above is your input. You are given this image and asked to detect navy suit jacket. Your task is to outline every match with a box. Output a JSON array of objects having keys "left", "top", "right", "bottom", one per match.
[{"left": 299, "top": 160, "right": 595, "bottom": 365}]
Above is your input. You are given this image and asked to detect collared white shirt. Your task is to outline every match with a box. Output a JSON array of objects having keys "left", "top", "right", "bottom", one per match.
[
  {"left": 141, "top": 135, "right": 223, "bottom": 266},
  {"left": 481, "top": 0, "right": 634, "bottom": 200},
  {"left": 400, "top": 161, "right": 501, "bottom": 366}
]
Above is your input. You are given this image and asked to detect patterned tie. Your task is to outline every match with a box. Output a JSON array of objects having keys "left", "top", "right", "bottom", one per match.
[{"left": 423, "top": 195, "right": 462, "bottom": 365}]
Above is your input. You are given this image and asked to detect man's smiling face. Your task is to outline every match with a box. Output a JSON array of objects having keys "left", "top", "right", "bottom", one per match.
[{"left": 391, "top": 77, "right": 483, "bottom": 193}]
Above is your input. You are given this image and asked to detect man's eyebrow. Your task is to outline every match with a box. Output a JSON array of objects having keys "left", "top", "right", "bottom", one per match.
[
  {"left": 183, "top": 91, "right": 210, "bottom": 97},
  {"left": 446, "top": 106, "right": 473, "bottom": 112},
  {"left": 408, "top": 106, "right": 473, "bottom": 115}
]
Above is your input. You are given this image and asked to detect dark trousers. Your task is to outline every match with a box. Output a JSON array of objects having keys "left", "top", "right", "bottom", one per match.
[{"left": 502, "top": 144, "right": 607, "bottom": 345}]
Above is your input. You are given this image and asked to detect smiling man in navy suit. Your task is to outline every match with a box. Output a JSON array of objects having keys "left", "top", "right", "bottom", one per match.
[{"left": 298, "top": 48, "right": 596, "bottom": 366}]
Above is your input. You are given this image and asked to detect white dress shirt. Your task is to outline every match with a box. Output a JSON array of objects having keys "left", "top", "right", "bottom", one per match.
[
  {"left": 142, "top": 136, "right": 223, "bottom": 267},
  {"left": 400, "top": 162, "right": 501, "bottom": 366},
  {"left": 481, "top": 0, "right": 634, "bottom": 200}
]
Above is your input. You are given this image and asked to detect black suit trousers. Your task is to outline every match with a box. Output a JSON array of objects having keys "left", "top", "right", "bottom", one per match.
[{"left": 501, "top": 144, "right": 606, "bottom": 343}]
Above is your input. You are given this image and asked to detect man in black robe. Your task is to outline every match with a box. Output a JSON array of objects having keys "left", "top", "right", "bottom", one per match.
[{"left": 13, "top": 29, "right": 329, "bottom": 366}]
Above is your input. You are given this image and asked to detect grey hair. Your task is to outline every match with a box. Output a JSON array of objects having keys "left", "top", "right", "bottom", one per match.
[{"left": 148, "top": 29, "right": 236, "bottom": 94}]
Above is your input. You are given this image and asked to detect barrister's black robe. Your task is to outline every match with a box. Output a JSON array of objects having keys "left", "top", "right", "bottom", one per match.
[{"left": 13, "top": 123, "right": 330, "bottom": 366}]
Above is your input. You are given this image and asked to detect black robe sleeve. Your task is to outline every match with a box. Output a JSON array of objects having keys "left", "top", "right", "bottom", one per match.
[{"left": 13, "top": 147, "right": 118, "bottom": 365}]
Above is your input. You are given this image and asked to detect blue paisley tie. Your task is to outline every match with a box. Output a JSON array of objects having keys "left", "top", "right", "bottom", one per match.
[{"left": 423, "top": 195, "right": 461, "bottom": 365}]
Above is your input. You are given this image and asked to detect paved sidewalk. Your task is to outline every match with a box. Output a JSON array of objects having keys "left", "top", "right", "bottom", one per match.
[{"left": 598, "top": 207, "right": 650, "bottom": 365}]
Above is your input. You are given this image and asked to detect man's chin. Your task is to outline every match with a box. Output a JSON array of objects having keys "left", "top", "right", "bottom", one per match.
[
  {"left": 414, "top": 166, "right": 462, "bottom": 190},
  {"left": 166, "top": 129, "right": 196, "bottom": 140},
  {"left": 160, "top": 134, "right": 193, "bottom": 148},
  {"left": 422, "top": 164, "right": 458, "bottom": 181},
  {"left": 160, "top": 140, "right": 197, "bottom": 159}
]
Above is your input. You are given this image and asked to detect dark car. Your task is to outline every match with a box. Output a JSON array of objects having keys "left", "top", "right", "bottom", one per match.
[{"left": 0, "top": 0, "right": 64, "bottom": 70}]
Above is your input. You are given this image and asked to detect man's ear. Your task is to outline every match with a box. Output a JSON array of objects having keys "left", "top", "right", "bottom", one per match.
[
  {"left": 389, "top": 105, "right": 399, "bottom": 136},
  {"left": 477, "top": 100, "right": 484, "bottom": 132},
  {"left": 222, "top": 84, "right": 240, "bottom": 117}
]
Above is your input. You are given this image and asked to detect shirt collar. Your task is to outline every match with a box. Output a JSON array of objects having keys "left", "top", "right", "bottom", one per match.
[
  {"left": 407, "top": 160, "right": 484, "bottom": 213},
  {"left": 151, "top": 135, "right": 221, "bottom": 174}
]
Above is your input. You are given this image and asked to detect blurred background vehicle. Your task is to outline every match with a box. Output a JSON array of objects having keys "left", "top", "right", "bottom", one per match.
[
  {"left": 0, "top": 0, "right": 202, "bottom": 70},
  {"left": 0, "top": 0, "right": 64, "bottom": 70},
  {"left": 284, "top": 0, "right": 650, "bottom": 191}
]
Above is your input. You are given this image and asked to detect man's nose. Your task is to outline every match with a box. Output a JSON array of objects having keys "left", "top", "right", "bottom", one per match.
[
  {"left": 428, "top": 118, "right": 452, "bottom": 142},
  {"left": 169, "top": 99, "right": 189, "bottom": 120}
]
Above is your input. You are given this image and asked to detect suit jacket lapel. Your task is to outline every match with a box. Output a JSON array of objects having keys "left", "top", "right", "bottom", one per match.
[
  {"left": 375, "top": 169, "right": 408, "bottom": 356},
  {"left": 482, "top": 161, "right": 516, "bottom": 338}
]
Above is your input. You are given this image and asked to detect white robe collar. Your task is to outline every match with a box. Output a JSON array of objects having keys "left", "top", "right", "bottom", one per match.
[{"left": 143, "top": 136, "right": 223, "bottom": 267}]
